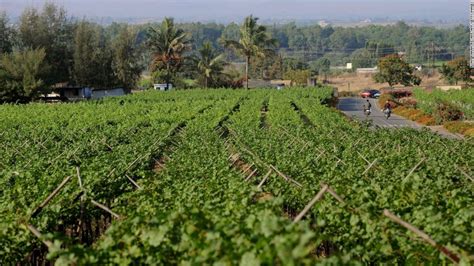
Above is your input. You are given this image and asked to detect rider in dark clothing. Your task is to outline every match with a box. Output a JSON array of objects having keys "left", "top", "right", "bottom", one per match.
[
  {"left": 384, "top": 101, "right": 391, "bottom": 111},
  {"left": 366, "top": 99, "right": 372, "bottom": 111}
]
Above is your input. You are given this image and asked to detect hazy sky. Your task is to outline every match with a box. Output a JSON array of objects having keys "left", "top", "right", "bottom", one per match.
[{"left": 0, "top": 0, "right": 469, "bottom": 22}]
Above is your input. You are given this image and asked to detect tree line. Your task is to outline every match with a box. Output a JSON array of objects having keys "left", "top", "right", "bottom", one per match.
[
  {"left": 0, "top": 3, "right": 471, "bottom": 102},
  {"left": 0, "top": 4, "right": 143, "bottom": 103}
]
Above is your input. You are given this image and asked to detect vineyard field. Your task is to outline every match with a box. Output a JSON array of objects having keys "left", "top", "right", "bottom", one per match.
[{"left": 0, "top": 88, "right": 473, "bottom": 265}]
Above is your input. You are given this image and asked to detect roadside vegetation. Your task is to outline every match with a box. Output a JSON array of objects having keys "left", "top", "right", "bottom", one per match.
[{"left": 379, "top": 88, "right": 474, "bottom": 136}]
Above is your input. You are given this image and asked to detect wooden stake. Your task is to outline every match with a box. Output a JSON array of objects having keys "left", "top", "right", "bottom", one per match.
[
  {"left": 299, "top": 143, "right": 309, "bottom": 153},
  {"left": 293, "top": 185, "right": 329, "bottom": 223},
  {"left": 31, "top": 176, "right": 72, "bottom": 218},
  {"left": 326, "top": 185, "right": 346, "bottom": 204},
  {"left": 245, "top": 169, "right": 258, "bottom": 182},
  {"left": 26, "top": 224, "right": 53, "bottom": 249},
  {"left": 124, "top": 156, "right": 142, "bottom": 172},
  {"left": 373, "top": 142, "right": 382, "bottom": 151},
  {"left": 270, "top": 165, "right": 303, "bottom": 188},
  {"left": 102, "top": 139, "right": 113, "bottom": 151},
  {"left": 315, "top": 150, "right": 325, "bottom": 162},
  {"left": 242, "top": 163, "right": 255, "bottom": 174},
  {"left": 362, "top": 159, "right": 378, "bottom": 175},
  {"left": 107, "top": 168, "right": 116, "bottom": 178},
  {"left": 126, "top": 175, "right": 142, "bottom": 189},
  {"left": 383, "top": 209, "right": 460, "bottom": 264},
  {"left": 257, "top": 170, "right": 272, "bottom": 189},
  {"left": 404, "top": 158, "right": 426, "bottom": 180},
  {"left": 76, "top": 166, "right": 83, "bottom": 189},
  {"left": 91, "top": 200, "right": 120, "bottom": 219},
  {"left": 357, "top": 152, "right": 371, "bottom": 165},
  {"left": 456, "top": 166, "right": 473, "bottom": 182},
  {"left": 350, "top": 138, "right": 362, "bottom": 149}
]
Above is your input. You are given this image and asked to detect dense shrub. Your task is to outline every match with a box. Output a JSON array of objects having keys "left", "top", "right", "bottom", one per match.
[
  {"left": 398, "top": 97, "right": 417, "bottom": 108},
  {"left": 433, "top": 101, "right": 464, "bottom": 124},
  {"left": 382, "top": 89, "right": 413, "bottom": 98},
  {"left": 378, "top": 93, "right": 399, "bottom": 108}
]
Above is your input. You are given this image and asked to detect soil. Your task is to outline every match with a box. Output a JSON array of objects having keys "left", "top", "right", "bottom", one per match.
[{"left": 327, "top": 72, "right": 445, "bottom": 92}]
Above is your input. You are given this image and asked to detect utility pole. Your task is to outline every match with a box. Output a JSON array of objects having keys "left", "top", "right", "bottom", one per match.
[{"left": 430, "top": 42, "right": 435, "bottom": 69}]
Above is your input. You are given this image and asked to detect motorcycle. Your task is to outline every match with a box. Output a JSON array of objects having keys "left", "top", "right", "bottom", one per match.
[
  {"left": 383, "top": 108, "right": 391, "bottom": 119},
  {"left": 364, "top": 108, "right": 371, "bottom": 117}
]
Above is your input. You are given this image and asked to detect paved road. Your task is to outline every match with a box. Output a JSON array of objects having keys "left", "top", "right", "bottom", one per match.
[{"left": 337, "top": 97, "right": 421, "bottom": 128}]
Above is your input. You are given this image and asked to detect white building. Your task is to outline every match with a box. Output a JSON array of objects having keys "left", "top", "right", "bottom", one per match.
[{"left": 154, "top": 84, "right": 173, "bottom": 91}]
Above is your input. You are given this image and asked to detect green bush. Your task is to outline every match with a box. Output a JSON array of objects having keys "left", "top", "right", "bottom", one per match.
[
  {"left": 433, "top": 101, "right": 464, "bottom": 124},
  {"left": 138, "top": 77, "right": 153, "bottom": 90}
]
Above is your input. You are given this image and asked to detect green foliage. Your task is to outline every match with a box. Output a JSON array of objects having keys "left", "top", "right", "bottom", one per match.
[
  {"left": 440, "top": 57, "right": 472, "bottom": 85},
  {"left": 146, "top": 17, "right": 191, "bottom": 88},
  {"left": 73, "top": 21, "right": 118, "bottom": 88},
  {"left": 18, "top": 3, "right": 74, "bottom": 86},
  {"left": 283, "top": 58, "right": 308, "bottom": 72},
  {"left": 413, "top": 88, "right": 474, "bottom": 120},
  {"left": 138, "top": 76, "right": 153, "bottom": 90},
  {"left": 374, "top": 55, "right": 422, "bottom": 87},
  {"left": 191, "top": 41, "right": 227, "bottom": 88},
  {"left": 0, "top": 3, "right": 471, "bottom": 99},
  {"left": 351, "top": 49, "right": 374, "bottom": 69},
  {"left": 310, "top": 58, "right": 331, "bottom": 76},
  {"left": 249, "top": 54, "right": 283, "bottom": 80},
  {"left": 0, "top": 48, "right": 48, "bottom": 103},
  {"left": 433, "top": 101, "right": 464, "bottom": 124},
  {"left": 283, "top": 70, "right": 311, "bottom": 85},
  {"left": 0, "top": 12, "right": 13, "bottom": 54},
  {"left": 0, "top": 89, "right": 472, "bottom": 264},
  {"left": 223, "top": 15, "right": 277, "bottom": 88},
  {"left": 365, "top": 41, "right": 395, "bottom": 59},
  {"left": 111, "top": 26, "right": 143, "bottom": 90}
]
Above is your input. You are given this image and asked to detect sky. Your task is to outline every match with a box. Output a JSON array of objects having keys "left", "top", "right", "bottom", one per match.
[{"left": 0, "top": 0, "right": 469, "bottom": 22}]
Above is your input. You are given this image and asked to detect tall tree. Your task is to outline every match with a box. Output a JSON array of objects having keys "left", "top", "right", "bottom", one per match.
[
  {"left": 18, "top": 3, "right": 74, "bottom": 86},
  {"left": 0, "top": 12, "right": 13, "bottom": 54},
  {"left": 223, "top": 15, "right": 277, "bottom": 89},
  {"left": 440, "top": 57, "right": 472, "bottom": 85},
  {"left": 0, "top": 49, "right": 48, "bottom": 103},
  {"left": 112, "top": 26, "right": 142, "bottom": 90},
  {"left": 351, "top": 49, "right": 374, "bottom": 69},
  {"left": 374, "top": 54, "right": 421, "bottom": 87},
  {"left": 73, "top": 21, "right": 100, "bottom": 87},
  {"left": 311, "top": 58, "right": 331, "bottom": 82},
  {"left": 146, "top": 17, "right": 190, "bottom": 89},
  {"left": 192, "top": 41, "right": 227, "bottom": 88}
]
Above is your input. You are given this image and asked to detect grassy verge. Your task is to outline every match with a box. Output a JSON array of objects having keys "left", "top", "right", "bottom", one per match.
[
  {"left": 444, "top": 121, "right": 474, "bottom": 137},
  {"left": 378, "top": 93, "right": 474, "bottom": 137}
]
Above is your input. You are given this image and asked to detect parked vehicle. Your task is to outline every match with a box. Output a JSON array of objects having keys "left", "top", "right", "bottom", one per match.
[{"left": 360, "top": 89, "right": 381, "bottom": 98}]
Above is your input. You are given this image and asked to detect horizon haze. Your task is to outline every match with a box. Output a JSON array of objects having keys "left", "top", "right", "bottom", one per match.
[{"left": 0, "top": 0, "right": 469, "bottom": 23}]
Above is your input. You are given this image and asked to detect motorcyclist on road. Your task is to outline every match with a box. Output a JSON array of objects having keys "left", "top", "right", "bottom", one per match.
[
  {"left": 383, "top": 100, "right": 391, "bottom": 112},
  {"left": 363, "top": 99, "right": 372, "bottom": 116},
  {"left": 383, "top": 100, "right": 392, "bottom": 118}
]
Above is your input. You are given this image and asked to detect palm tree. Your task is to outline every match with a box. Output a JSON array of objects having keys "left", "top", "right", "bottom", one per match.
[
  {"left": 223, "top": 15, "right": 277, "bottom": 89},
  {"left": 146, "top": 17, "right": 190, "bottom": 89},
  {"left": 192, "top": 41, "right": 227, "bottom": 88}
]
